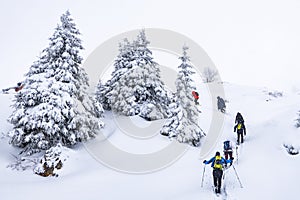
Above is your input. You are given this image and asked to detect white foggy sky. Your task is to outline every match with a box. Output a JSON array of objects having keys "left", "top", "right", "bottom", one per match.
[{"left": 1, "top": 0, "right": 300, "bottom": 91}]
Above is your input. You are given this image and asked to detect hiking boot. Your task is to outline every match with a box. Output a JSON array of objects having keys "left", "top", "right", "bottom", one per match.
[{"left": 215, "top": 187, "right": 218, "bottom": 193}]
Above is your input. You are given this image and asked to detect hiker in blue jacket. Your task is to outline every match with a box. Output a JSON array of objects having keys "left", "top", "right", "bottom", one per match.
[{"left": 203, "top": 152, "right": 233, "bottom": 194}]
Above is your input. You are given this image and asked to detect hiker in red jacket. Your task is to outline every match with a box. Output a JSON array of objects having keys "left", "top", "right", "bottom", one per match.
[
  {"left": 2, "top": 82, "right": 24, "bottom": 93},
  {"left": 192, "top": 91, "right": 199, "bottom": 105}
]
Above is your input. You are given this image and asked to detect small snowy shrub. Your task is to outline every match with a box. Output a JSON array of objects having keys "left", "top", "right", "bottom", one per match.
[
  {"left": 203, "top": 67, "right": 218, "bottom": 83},
  {"left": 268, "top": 91, "right": 283, "bottom": 98},
  {"left": 34, "top": 143, "right": 67, "bottom": 177},
  {"left": 283, "top": 144, "right": 299, "bottom": 155},
  {"left": 295, "top": 111, "right": 300, "bottom": 128},
  {"left": 264, "top": 90, "right": 283, "bottom": 101}
]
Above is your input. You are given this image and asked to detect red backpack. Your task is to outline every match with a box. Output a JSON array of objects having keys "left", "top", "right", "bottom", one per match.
[{"left": 192, "top": 91, "right": 199, "bottom": 99}]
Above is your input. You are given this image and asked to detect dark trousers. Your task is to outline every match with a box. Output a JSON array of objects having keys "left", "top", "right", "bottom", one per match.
[
  {"left": 213, "top": 169, "right": 223, "bottom": 193},
  {"left": 224, "top": 151, "right": 233, "bottom": 160},
  {"left": 237, "top": 132, "right": 244, "bottom": 144}
]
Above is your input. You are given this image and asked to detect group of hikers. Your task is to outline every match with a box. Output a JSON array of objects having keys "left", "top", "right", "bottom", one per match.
[
  {"left": 191, "top": 91, "right": 246, "bottom": 195},
  {"left": 202, "top": 112, "right": 246, "bottom": 195},
  {"left": 192, "top": 90, "right": 226, "bottom": 113}
]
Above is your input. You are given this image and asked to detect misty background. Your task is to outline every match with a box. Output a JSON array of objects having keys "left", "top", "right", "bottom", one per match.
[{"left": 1, "top": 0, "right": 300, "bottom": 91}]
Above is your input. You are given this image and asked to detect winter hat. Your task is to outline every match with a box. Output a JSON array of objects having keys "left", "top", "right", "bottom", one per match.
[{"left": 215, "top": 151, "right": 220, "bottom": 156}]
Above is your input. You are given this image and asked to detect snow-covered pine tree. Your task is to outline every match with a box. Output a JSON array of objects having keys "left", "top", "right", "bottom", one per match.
[
  {"left": 109, "top": 77, "right": 138, "bottom": 116},
  {"left": 8, "top": 11, "right": 104, "bottom": 156},
  {"left": 96, "top": 38, "right": 134, "bottom": 110},
  {"left": 132, "top": 29, "right": 154, "bottom": 67},
  {"left": 160, "top": 94, "right": 182, "bottom": 137},
  {"left": 161, "top": 45, "right": 205, "bottom": 146},
  {"left": 95, "top": 79, "right": 110, "bottom": 110},
  {"left": 108, "top": 30, "right": 171, "bottom": 120}
]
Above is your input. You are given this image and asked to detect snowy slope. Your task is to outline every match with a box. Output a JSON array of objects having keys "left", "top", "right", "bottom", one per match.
[{"left": 1, "top": 82, "right": 300, "bottom": 200}]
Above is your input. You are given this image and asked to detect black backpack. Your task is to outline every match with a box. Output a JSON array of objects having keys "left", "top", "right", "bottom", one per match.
[{"left": 223, "top": 141, "right": 231, "bottom": 150}]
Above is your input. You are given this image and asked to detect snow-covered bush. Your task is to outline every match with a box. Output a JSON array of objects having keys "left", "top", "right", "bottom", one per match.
[
  {"left": 268, "top": 91, "right": 283, "bottom": 98},
  {"left": 295, "top": 111, "right": 300, "bottom": 128},
  {"left": 264, "top": 90, "right": 283, "bottom": 101},
  {"left": 283, "top": 144, "right": 299, "bottom": 155},
  {"left": 34, "top": 143, "right": 67, "bottom": 177},
  {"left": 161, "top": 45, "right": 205, "bottom": 146},
  {"left": 8, "top": 11, "right": 104, "bottom": 158}
]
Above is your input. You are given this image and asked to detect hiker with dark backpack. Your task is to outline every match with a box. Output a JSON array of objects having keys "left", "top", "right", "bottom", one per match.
[
  {"left": 223, "top": 140, "right": 234, "bottom": 160},
  {"left": 192, "top": 91, "right": 199, "bottom": 105},
  {"left": 234, "top": 122, "right": 246, "bottom": 145},
  {"left": 203, "top": 152, "right": 233, "bottom": 194},
  {"left": 217, "top": 96, "right": 226, "bottom": 113}
]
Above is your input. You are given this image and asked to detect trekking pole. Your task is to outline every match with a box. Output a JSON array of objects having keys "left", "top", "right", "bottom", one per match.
[
  {"left": 222, "top": 163, "right": 231, "bottom": 180},
  {"left": 222, "top": 167, "right": 226, "bottom": 180},
  {"left": 236, "top": 146, "right": 239, "bottom": 164},
  {"left": 201, "top": 165, "right": 206, "bottom": 187},
  {"left": 232, "top": 165, "right": 243, "bottom": 188}
]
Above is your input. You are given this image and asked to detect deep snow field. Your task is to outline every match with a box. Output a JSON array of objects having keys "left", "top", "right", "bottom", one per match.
[{"left": 0, "top": 82, "right": 299, "bottom": 200}]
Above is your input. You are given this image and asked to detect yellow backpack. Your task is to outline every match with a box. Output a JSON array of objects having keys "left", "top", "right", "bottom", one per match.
[
  {"left": 214, "top": 155, "right": 223, "bottom": 169},
  {"left": 237, "top": 123, "right": 242, "bottom": 130}
]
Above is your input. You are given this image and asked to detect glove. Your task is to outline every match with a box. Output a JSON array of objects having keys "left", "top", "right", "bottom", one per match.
[{"left": 203, "top": 160, "right": 207, "bottom": 164}]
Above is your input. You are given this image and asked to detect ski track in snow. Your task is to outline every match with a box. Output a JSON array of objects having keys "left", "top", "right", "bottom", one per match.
[{"left": 1, "top": 83, "right": 300, "bottom": 200}]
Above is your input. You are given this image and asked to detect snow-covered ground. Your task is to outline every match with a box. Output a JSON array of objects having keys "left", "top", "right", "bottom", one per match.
[{"left": 1, "top": 82, "right": 299, "bottom": 200}]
